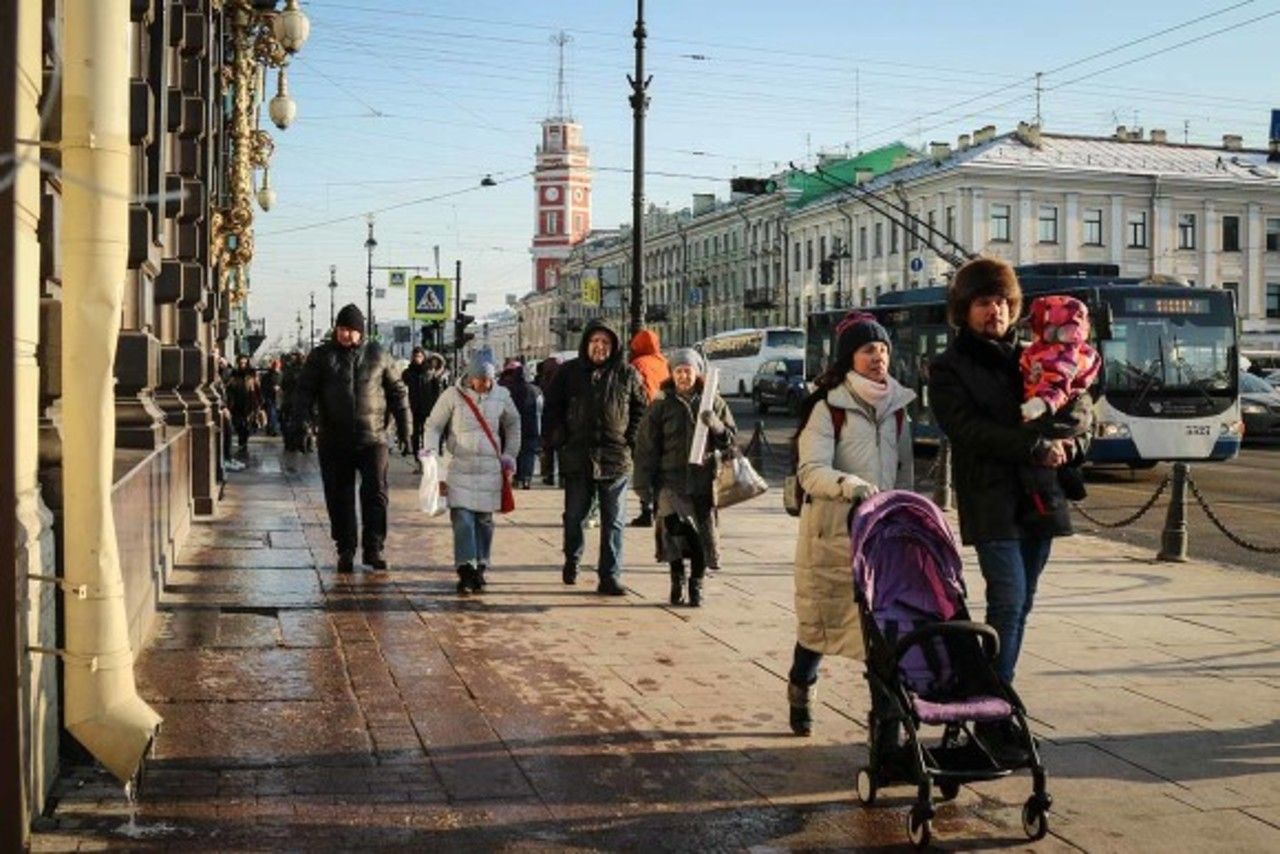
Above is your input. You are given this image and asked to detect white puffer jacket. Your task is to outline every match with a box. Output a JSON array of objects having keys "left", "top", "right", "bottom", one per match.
[
  {"left": 793, "top": 375, "right": 916, "bottom": 658},
  {"left": 423, "top": 382, "right": 520, "bottom": 513}
]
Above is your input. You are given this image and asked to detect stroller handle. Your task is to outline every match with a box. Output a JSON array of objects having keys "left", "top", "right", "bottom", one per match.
[{"left": 892, "top": 620, "right": 1001, "bottom": 664}]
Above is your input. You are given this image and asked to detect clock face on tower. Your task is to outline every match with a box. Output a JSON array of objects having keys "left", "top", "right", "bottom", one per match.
[{"left": 543, "top": 186, "right": 560, "bottom": 203}]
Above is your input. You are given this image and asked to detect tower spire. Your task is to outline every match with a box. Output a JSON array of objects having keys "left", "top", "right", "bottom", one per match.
[{"left": 551, "top": 30, "right": 573, "bottom": 121}]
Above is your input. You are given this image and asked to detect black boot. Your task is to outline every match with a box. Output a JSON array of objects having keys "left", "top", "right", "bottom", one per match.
[
  {"left": 788, "top": 682, "right": 815, "bottom": 737},
  {"left": 456, "top": 565, "right": 477, "bottom": 595},
  {"left": 336, "top": 551, "right": 355, "bottom": 574},
  {"left": 562, "top": 561, "right": 578, "bottom": 585},
  {"left": 687, "top": 576, "right": 702, "bottom": 608},
  {"left": 669, "top": 562, "right": 685, "bottom": 605},
  {"left": 473, "top": 564, "right": 487, "bottom": 592}
]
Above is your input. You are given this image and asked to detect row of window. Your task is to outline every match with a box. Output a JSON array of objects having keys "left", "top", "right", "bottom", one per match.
[{"left": 987, "top": 205, "right": 1280, "bottom": 252}]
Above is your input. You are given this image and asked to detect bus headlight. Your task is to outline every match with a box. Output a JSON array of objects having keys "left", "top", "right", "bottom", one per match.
[
  {"left": 1096, "top": 421, "right": 1131, "bottom": 439},
  {"left": 1221, "top": 420, "right": 1244, "bottom": 436},
  {"left": 1241, "top": 403, "right": 1267, "bottom": 415}
]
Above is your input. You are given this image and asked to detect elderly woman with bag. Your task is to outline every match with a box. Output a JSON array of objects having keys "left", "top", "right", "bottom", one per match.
[
  {"left": 788, "top": 313, "right": 915, "bottom": 738},
  {"left": 422, "top": 353, "right": 520, "bottom": 595},
  {"left": 634, "top": 349, "right": 735, "bottom": 607}
]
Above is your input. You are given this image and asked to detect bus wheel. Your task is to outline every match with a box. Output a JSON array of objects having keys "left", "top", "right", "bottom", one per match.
[{"left": 754, "top": 393, "right": 769, "bottom": 414}]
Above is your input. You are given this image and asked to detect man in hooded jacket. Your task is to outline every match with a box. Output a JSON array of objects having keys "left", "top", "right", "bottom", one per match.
[
  {"left": 296, "top": 304, "right": 410, "bottom": 573},
  {"left": 543, "top": 320, "right": 649, "bottom": 595}
]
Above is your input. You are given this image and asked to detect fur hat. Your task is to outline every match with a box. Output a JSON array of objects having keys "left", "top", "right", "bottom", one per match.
[{"left": 947, "top": 257, "right": 1022, "bottom": 329}]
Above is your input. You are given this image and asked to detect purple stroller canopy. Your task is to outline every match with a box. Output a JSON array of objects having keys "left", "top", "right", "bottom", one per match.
[{"left": 851, "top": 490, "right": 964, "bottom": 621}]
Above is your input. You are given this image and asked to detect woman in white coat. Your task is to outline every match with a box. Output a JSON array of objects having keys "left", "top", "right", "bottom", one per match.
[
  {"left": 422, "top": 353, "right": 520, "bottom": 595},
  {"left": 788, "top": 313, "right": 915, "bottom": 737}
]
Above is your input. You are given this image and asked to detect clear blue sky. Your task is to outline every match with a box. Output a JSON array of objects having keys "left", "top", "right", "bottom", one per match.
[{"left": 252, "top": 0, "right": 1280, "bottom": 349}]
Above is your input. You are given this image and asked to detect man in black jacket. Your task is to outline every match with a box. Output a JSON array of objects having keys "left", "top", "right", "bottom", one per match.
[
  {"left": 296, "top": 304, "right": 410, "bottom": 573},
  {"left": 543, "top": 320, "right": 648, "bottom": 595},
  {"left": 929, "top": 259, "right": 1090, "bottom": 690}
]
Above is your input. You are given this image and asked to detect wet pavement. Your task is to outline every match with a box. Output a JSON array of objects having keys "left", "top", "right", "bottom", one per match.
[{"left": 31, "top": 437, "right": 1280, "bottom": 851}]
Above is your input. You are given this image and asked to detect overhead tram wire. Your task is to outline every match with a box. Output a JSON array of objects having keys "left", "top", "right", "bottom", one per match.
[
  {"left": 853, "top": 0, "right": 1265, "bottom": 147},
  {"left": 800, "top": 163, "right": 975, "bottom": 269}
]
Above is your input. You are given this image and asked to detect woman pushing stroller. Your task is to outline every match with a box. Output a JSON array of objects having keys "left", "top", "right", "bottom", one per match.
[{"left": 786, "top": 313, "right": 915, "bottom": 738}]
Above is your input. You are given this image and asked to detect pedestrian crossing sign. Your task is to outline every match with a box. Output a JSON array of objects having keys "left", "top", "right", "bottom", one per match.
[{"left": 409, "top": 277, "right": 451, "bottom": 321}]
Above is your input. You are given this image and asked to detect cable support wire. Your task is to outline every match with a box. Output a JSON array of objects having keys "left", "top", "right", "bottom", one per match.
[
  {"left": 1071, "top": 473, "right": 1171, "bottom": 529},
  {"left": 1186, "top": 474, "right": 1280, "bottom": 554}
]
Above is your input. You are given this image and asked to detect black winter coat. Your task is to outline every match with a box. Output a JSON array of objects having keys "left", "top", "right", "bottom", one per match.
[
  {"left": 543, "top": 320, "right": 649, "bottom": 479},
  {"left": 296, "top": 340, "right": 409, "bottom": 448},
  {"left": 401, "top": 362, "right": 446, "bottom": 420},
  {"left": 929, "top": 327, "right": 1089, "bottom": 544},
  {"left": 633, "top": 379, "right": 736, "bottom": 503}
]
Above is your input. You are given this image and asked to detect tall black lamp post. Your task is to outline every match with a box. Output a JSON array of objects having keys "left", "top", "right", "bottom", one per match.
[
  {"left": 308, "top": 291, "right": 316, "bottom": 349},
  {"left": 364, "top": 216, "right": 377, "bottom": 339},
  {"left": 327, "top": 264, "right": 337, "bottom": 329}
]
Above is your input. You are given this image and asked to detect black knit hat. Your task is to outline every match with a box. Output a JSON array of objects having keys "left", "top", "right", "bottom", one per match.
[
  {"left": 834, "top": 312, "right": 891, "bottom": 372},
  {"left": 335, "top": 303, "right": 365, "bottom": 334}
]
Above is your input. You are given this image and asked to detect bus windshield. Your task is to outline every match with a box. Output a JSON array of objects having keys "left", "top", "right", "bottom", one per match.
[
  {"left": 766, "top": 329, "right": 804, "bottom": 350},
  {"left": 1102, "top": 317, "right": 1234, "bottom": 398}
]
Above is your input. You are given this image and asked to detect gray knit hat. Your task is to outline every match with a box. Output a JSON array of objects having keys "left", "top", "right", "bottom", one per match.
[
  {"left": 464, "top": 351, "right": 496, "bottom": 381},
  {"left": 668, "top": 348, "right": 704, "bottom": 374}
]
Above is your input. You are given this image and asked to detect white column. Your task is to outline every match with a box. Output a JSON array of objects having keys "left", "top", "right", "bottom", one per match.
[
  {"left": 1244, "top": 203, "right": 1264, "bottom": 321},
  {"left": 1017, "top": 189, "right": 1034, "bottom": 265},
  {"left": 1110, "top": 194, "right": 1125, "bottom": 266},
  {"left": 1201, "top": 201, "right": 1216, "bottom": 287},
  {"left": 969, "top": 189, "right": 985, "bottom": 251},
  {"left": 1151, "top": 194, "right": 1171, "bottom": 276},
  {"left": 1064, "top": 192, "right": 1080, "bottom": 262}
]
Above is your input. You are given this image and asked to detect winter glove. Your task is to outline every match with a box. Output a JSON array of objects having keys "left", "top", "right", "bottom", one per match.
[
  {"left": 699, "top": 409, "right": 726, "bottom": 434},
  {"left": 1020, "top": 397, "right": 1049, "bottom": 422},
  {"left": 839, "top": 477, "right": 879, "bottom": 502},
  {"left": 500, "top": 455, "right": 517, "bottom": 474}
]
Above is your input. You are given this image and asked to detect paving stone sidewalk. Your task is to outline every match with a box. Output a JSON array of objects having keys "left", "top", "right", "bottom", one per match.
[{"left": 31, "top": 438, "right": 1280, "bottom": 851}]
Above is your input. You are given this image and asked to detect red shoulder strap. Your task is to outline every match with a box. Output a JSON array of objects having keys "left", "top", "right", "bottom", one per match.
[
  {"left": 458, "top": 391, "right": 502, "bottom": 459},
  {"left": 895, "top": 408, "right": 905, "bottom": 434},
  {"left": 830, "top": 406, "right": 846, "bottom": 437}
]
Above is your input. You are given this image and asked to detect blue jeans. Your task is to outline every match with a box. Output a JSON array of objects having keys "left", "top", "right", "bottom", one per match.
[
  {"left": 450, "top": 507, "right": 494, "bottom": 569},
  {"left": 974, "top": 538, "right": 1052, "bottom": 684},
  {"left": 516, "top": 438, "right": 539, "bottom": 483},
  {"left": 563, "top": 475, "right": 628, "bottom": 582}
]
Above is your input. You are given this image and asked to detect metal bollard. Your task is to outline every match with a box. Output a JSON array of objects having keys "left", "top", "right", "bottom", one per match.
[
  {"left": 749, "top": 421, "right": 767, "bottom": 473},
  {"left": 932, "top": 439, "right": 953, "bottom": 510},
  {"left": 1157, "top": 461, "right": 1189, "bottom": 562}
]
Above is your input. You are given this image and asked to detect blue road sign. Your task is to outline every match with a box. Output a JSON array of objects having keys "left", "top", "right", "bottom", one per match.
[
  {"left": 688, "top": 287, "right": 702, "bottom": 306},
  {"left": 910, "top": 257, "right": 924, "bottom": 273},
  {"left": 409, "top": 277, "right": 451, "bottom": 322}
]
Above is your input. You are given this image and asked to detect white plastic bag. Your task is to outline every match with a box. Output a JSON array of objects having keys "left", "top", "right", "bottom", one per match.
[
  {"left": 418, "top": 453, "right": 448, "bottom": 516},
  {"left": 715, "top": 451, "right": 768, "bottom": 509}
]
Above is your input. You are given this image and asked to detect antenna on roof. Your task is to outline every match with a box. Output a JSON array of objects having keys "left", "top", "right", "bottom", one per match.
[
  {"left": 550, "top": 30, "right": 573, "bottom": 121},
  {"left": 1034, "top": 71, "right": 1043, "bottom": 126}
]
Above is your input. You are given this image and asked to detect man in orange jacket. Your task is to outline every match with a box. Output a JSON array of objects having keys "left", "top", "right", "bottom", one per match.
[{"left": 628, "top": 329, "right": 670, "bottom": 527}]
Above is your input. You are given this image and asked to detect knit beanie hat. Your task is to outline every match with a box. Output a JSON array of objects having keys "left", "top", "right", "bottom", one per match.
[
  {"left": 668, "top": 348, "right": 704, "bottom": 374},
  {"left": 834, "top": 312, "right": 891, "bottom": 371},
  {"left": 335, "top": 303, "right": 365, "bottom": 334},
  {"left": 465, "top": 351, "right": 496, "bottom": 381}
]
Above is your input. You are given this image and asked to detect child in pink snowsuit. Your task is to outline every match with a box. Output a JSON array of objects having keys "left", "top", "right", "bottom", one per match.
[
  {"left": 1018, "top": 295, "right": 1100, "bottom": 524},
  {"left": 1020, "top": 295, "right": 1100, "bottom": 422}
]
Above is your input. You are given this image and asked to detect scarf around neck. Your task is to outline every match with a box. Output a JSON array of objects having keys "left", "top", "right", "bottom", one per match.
[{"left": 844, "top": 370, "right": 895, "bottom": 419}]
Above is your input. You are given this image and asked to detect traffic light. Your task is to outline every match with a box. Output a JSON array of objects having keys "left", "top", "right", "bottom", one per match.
[
  {"left": 730, "top": 177, "right": 778, "bottom": 195},
  {"left": 819, "top": 258, "right": 834, "bottom": 285},
  {"left": 454, "top": 312, "right": 475, "bottom": 349}
]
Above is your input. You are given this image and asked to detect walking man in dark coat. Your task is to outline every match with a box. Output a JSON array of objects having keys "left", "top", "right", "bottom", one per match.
[
  {"left": 296, "top": 304, "right": 410, "bottom": 573},
  {"left": 401, "top": 347, "right": 447, "bottom": 467},
  {"left": 543, "top": 320, "right": 648, "bottom": 595}
]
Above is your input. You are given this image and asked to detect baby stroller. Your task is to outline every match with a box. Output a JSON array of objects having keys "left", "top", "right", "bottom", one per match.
[{"left": 850, "top": 490, "right": 1051, "bottom": 848}]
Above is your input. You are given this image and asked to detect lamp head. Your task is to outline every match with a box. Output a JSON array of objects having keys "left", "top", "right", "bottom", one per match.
[{"left": 273, "top": 0, "right": 311, "bottom": 54}]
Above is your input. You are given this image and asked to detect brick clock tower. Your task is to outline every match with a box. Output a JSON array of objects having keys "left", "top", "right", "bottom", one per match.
[{"left": 531, "top": 118, "right": 591, "bottom": 292}]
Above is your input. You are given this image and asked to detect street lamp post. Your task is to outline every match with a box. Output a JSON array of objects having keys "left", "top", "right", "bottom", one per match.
[
  {"left": 627, "top": 0, "right": 650, "bottom": 336},
  {"left": 364, "top": 216, "right": 377, "bottom": 339},
  {"left": 328, "top": 264, "right": 337, "bottom": 329},
  {"left": 308, "top": 291, "right": 316, "bottom": 349}
]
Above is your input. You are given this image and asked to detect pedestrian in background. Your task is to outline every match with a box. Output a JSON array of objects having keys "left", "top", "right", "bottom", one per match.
[
  {"left": 402, "top": 347, "right": 448, "bottom": 469},
  {"left": 627, "top": 328, "right": 670, "bottom": 528},
  {"left": 260, "top": 358, "right": 282, "bottom": 436},
  {"left": 634, "top": 349, "right": 734, "bottom": 607},
  {"left": 279, "top": 350, "right": 310, "bottom": 453},
  {"left": 226, "top": 354, "right": 260, "bottom": 453},
  {"left": 499, "top": 358, "right": 541, "bottom": 488},
  {"left": 928, "top": 258, "right": 1090, "bottom": 759},
  {"left": 422, "top": 352, "right": 520, "bottom": 595},
  {"left": 787, "top": 313, "right": 915, "bottom": 738},
  {"left": 543, "top": 320, "right": 648, "bottom": 596},
  {"left": 534, "top": 356, "right": 561, "bottom": 486},
  {"left": 296, "top": 304, "right": 410, "bottom": 573}
]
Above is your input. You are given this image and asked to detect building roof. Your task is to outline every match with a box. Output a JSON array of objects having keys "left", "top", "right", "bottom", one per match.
[{"left": 786, "top": 142, "right": 919, "bottom": 207}]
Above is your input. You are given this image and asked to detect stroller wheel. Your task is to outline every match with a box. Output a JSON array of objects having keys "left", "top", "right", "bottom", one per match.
[
  {"left": 1021, "top": 796, "right": 1049, "bottom": 841},
  {"left": 855, "top": 766, "right": 877, "bottom": 806},
  {"left": 906, "top": 806, "right": 932, "bottom": 849},
  {"left": 938, "top": 780, "right": 961, "bottom": 802}
]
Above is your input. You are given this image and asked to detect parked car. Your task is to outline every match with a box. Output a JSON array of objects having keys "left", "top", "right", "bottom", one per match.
[
  {"left": 1240, "top": 371, "right": 1280, "bottom": 440},
  {"left": 751, "top": 358, "right": 806, "bottom": 415}
]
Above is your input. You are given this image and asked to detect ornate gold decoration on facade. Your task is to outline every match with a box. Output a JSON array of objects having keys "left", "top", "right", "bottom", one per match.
[{"left": 211, "top": 0, "right": 309, "bottom": 306}]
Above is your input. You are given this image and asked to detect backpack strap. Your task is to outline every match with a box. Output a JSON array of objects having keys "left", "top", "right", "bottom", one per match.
[
  {"left": 830, "top": 405, "right": 846, "bottom": 438},
  {"left": 894, "top": 407, "right": 904, "bottom": 435}
]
